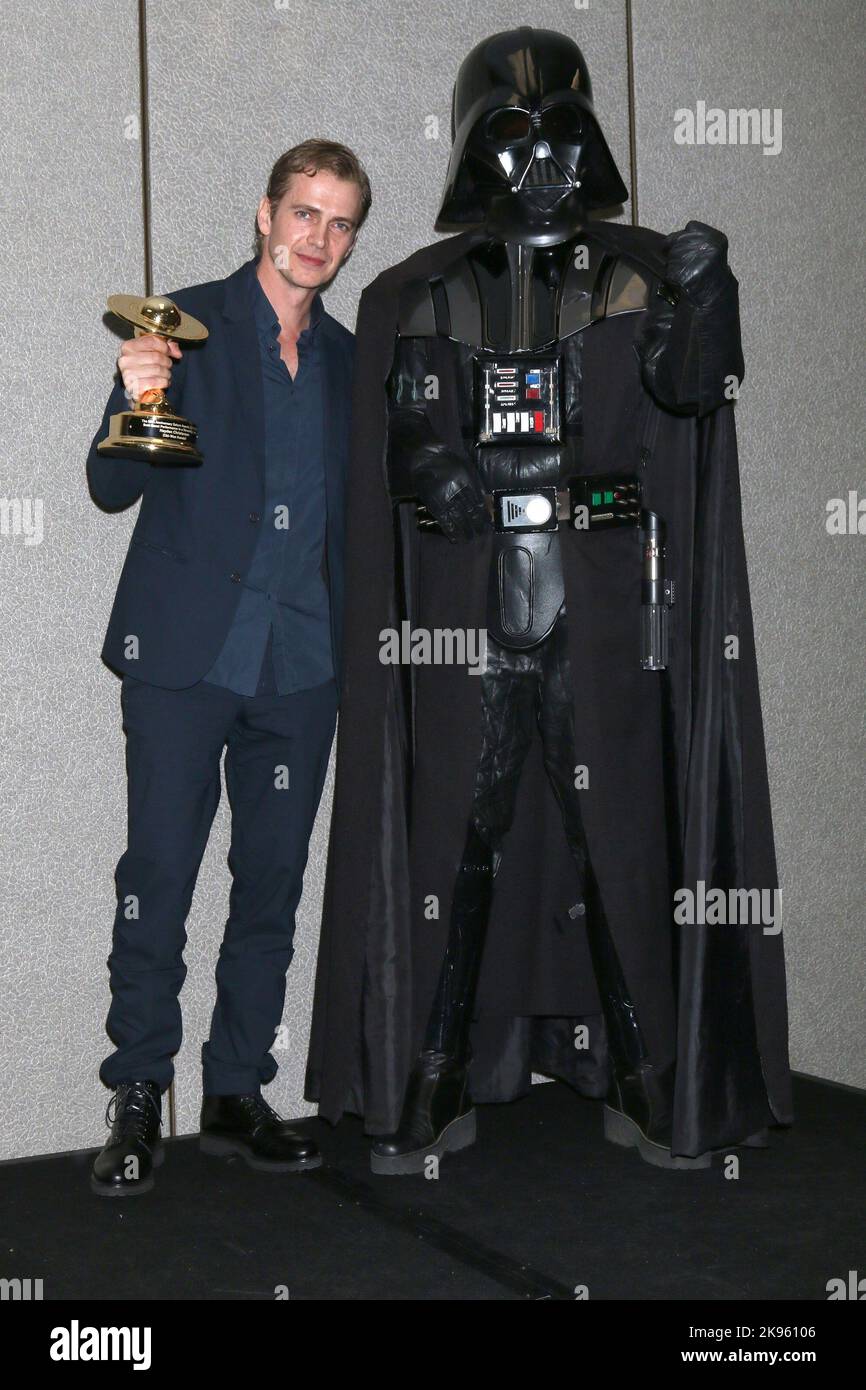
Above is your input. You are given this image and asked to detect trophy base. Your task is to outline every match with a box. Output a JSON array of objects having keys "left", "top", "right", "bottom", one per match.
[{"left": 98, "top": 409, "right": 203, "bottom": 466}]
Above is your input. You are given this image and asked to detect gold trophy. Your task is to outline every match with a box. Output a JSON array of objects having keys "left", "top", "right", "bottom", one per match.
[{"left": 98, "top": 294, "right": 209, "bottom": 464}]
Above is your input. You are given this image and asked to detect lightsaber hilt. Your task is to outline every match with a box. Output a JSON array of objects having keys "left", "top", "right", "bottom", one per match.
[{"left": 639, "top": 509, "right": 674, "bottom": 670}]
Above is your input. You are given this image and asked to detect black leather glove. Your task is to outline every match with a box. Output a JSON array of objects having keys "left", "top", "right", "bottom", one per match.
[
  {"left": 389, "top": 407, "right": 491, "bottom": 543},
  {"left": 635, "top": 220, "right": 745, "bottom": 417},
  {"left": 662, "top": 220, "right": 734, "bottom": 308}
]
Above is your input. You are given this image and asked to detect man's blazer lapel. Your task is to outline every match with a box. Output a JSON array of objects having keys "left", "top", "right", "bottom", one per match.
[{"left": 221, "top": 261, "right": 266, "bottom": 496}]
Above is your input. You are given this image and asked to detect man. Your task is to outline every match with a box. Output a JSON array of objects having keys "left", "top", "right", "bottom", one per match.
[
  {"left": 306, "top": 29, "right": 792, "bottom": 1173},
  {"left": 86, "top": 139, "right": 370, "bottom": 1196}
]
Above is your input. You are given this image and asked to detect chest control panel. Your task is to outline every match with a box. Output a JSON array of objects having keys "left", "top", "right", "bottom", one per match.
[{"left": 475, "top": 354, "right": 561, "bottom": 446}]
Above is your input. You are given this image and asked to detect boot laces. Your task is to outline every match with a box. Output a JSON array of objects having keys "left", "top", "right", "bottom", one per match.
[
  {"left": 238, "top": 1093, "right": 284, "bottom": 1130},
  {"left": 105, "top": 1082, "right": 162, "bottom": 1145}
]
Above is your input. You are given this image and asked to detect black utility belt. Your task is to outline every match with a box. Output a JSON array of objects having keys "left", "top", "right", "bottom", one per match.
[{"left": 417, "top": 475, "right": 642, "bottom": 535}]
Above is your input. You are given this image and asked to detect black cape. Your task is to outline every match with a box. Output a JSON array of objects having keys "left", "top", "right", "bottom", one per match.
[{"left": 305, "top": 223, "right": 793, "bottom": 1157}]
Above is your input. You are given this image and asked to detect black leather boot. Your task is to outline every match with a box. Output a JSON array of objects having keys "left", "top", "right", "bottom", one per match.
[
  {"left": 603, "top": 1066, "right": 767, "bottom": 1166},
  {"left": 602, "top": 1059, "right": 714, "bottom": 1169},
  {"left": 580, "top": 875, "right": 716, "bottom": 1169},
  {"left": 199, "top": 1093, "right": 322, "bottom": 1172},
  {"left": 370, "top": 1050, "right": 476, "bottom": 1175},
  {"left": 568, "top": 865, "right": 769, "bottom": 1167},
  {"left": 424, "top": 823, "right": 496, "bottom": 1059},
  {"left": 91, "top": 1080, "right": 163, "bottom": 1197},
  {"left": 371, "top": 823, "right": 494, "bottom": 1176}
]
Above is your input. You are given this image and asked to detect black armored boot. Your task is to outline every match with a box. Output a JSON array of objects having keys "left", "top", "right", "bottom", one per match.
[
  {"left": 589, "top": 892, "right": 769, "bottom": 1166},
  {"left": 91, "top": 1080, "right": 163, "bottom": 1197},
  {"left": 583, "top": 884, "right": 715, "bottom": 1169},
  {"left": 371, "top": 824, "right": 494, "bottom": 1175},
  {"left": 370, "top": 1051, "right": 475, "bottom": 1175},
  {"left": 602, "top": 1043, "right": 767, "bottom": 1164},
  {"left": 200, "top": 1093, "right": 322, "bottom": 1172},
  {"left": 602, "top": 1060, "right": 713, "bottom": 1169}
]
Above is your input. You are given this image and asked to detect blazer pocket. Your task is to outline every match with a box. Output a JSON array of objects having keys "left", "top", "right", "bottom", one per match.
[{"left": 131, "top": 538, "right": 188, "bottom": 564}]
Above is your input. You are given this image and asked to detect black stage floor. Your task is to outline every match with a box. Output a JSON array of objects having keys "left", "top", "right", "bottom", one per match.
[{"left": 1, "top": 1072, "right": 862, "bottom": 1302}]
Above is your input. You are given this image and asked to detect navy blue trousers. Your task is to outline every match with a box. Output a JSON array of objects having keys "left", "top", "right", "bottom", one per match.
[{"left": 99, "top": 656, "right": 337, "bottom": 1096}]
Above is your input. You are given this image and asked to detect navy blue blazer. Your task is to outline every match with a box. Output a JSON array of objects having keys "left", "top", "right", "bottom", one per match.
[{"left": 86, "top": 259, "right": 354, "bottom": 693}]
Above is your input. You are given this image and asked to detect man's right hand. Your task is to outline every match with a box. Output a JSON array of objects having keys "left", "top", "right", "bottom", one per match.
[{"left": 117, "top": 333, "right": 182, "bottom": 401}]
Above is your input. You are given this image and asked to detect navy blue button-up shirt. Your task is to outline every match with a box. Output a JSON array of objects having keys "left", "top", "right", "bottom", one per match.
[{"left": 203, "top": 260, "right": 333, "bottom": 696}]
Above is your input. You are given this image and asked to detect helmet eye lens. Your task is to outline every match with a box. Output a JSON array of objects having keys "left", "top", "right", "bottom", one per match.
[
  {"left": 541, "top": 105, "right": 583, "bottom": 142},
  {"left": 486, "top": 109, "right": 531, "bottom": 143}
]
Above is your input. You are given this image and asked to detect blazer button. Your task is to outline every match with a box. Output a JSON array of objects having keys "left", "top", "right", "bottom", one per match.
[
  {"left": 230, "top": 571, "right": 241, "bottom": 583},
  {"left": 249, "top": 512, "right": 260, "bottom": 523}
]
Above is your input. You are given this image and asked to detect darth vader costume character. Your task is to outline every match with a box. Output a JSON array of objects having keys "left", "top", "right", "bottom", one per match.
[{"left": 305, "top": 27, "right": 792, "bottom": 1171}]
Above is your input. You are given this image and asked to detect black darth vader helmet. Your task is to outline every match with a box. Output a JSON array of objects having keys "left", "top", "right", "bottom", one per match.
[{"left": 436, "top": 27, "right": 628, "bottom": 244}]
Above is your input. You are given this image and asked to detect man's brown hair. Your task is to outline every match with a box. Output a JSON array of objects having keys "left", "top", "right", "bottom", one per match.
[{"left": 254, "top": 138, "right": 372, "bottom": 255}]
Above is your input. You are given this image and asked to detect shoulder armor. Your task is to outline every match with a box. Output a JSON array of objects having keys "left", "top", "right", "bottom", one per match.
[
  {"left": 396, "top": 239, "right": 655, "bottom": 347},
  {"left": 396, "top": 261, "right": 486, "bottom": 345},
  {"left": 559, "top": 241, "right": 653, "bottom": 338},
  {"left": 396, "top": 277, "right": 437, "bottom": 336}
]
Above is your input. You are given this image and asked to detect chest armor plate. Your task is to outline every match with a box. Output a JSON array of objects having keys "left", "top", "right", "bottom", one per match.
[{"left": 397, "top": 235, "right": 653, "bottom": 648}]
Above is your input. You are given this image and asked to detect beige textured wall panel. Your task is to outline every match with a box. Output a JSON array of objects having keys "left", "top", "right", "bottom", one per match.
[
  {"left": 631, "top": 0, "right": 865, "bottom": 1086},
  {"left": 0, "top": 0, "right": 144, "bottom": 1158},
  {"left": 143, "top": 0, "right": 631, "bottom": 1136}
]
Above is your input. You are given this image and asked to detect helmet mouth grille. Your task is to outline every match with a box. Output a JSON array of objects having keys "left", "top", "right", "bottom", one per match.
[{"left": 520, "top": 156, "right": 570, "bottom": 189}]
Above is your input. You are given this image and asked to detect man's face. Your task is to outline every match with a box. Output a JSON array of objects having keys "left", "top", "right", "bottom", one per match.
[{"left": 258, "top": 168, "right": 362, "bottom": 289}]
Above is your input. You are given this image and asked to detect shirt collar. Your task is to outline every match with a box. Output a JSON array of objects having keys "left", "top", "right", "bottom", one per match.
[{"left": 248, "top": 259, "right": 324, "bottom": 345}]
